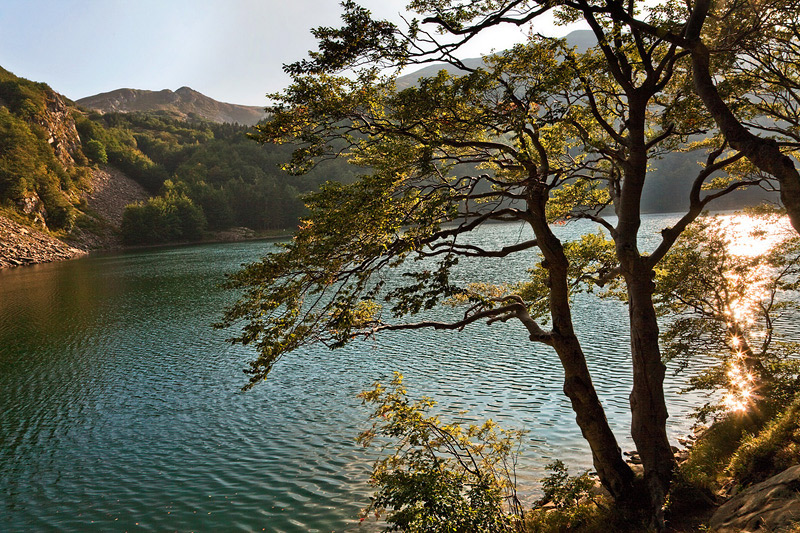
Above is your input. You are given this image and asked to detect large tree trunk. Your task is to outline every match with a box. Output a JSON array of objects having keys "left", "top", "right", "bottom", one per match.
[
  {"left": 526, "top": 190, "right": 636, "bottom": 503},
  {"left": 686, "top": 0, "right": 800, "bottom": 233},
  {"left": 627, "top": 271, "right": 675, "bottom": 523},
  {"left": 616, "top": 99, "right": 676, "bottom": 524}
]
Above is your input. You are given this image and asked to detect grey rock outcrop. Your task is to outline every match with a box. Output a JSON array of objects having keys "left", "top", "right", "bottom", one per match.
[
  {"left": 709, "top": 465, "right": 800, "bottom": 532},
  {"left": 34, "top": 90, "right": 83, "bottom": 166}
]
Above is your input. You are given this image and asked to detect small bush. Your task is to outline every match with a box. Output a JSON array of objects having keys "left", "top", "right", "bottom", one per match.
[
  {"left": 357, "top": 373, "right": 524, "bottom": 532},
  {"left": 523, "top": 461, "right": 640, "bottom": 533},
  {"left": 84, "top": 139, "right": 108, "bottom": 164}
]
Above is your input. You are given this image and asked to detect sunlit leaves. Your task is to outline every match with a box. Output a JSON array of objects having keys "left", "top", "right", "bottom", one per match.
[
  {"left": 356, "top": 373, "right": 524, "bottom": 531},
  {"left": 284, "top": 1, "right": 402, "bottom": 75},
  {"left": 546, "top": 179, "right": 611, "bottom": 222},
  {"left": 517, "top": 231, "right": 619, "bottom": 320},
  {"left": 654, "top": 210, "right": 800, "bottom": 420}
]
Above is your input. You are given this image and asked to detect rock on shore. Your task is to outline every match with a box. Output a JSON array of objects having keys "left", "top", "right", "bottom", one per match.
[
  {"left": 710, "top": 465, "right": 800, "bottom": 533},
  {"left": 0, "top": 215, "right": 86, "bottom": 269}
]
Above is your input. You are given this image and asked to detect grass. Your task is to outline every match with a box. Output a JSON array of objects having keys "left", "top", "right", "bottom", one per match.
[{"left": 726, "top": 395, "right": 800, "bottom": 486}]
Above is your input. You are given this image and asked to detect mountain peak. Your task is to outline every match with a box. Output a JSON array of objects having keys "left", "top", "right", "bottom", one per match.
[{"left": 77, "top": 87, "right": 265, "bottom": 126}]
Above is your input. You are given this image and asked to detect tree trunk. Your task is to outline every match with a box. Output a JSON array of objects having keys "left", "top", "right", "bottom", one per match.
[
  {"left": 615, "top": 97, "right": 676, "bottom": 524},
  {"left": 526, "top": 190, "right": 636, "bottom": 503},
  {"left": 557, "top": 332, "right": 638, "bottom": 503},
  {"left": 627, "top": 271, "right": 675, "bottom": 524}
]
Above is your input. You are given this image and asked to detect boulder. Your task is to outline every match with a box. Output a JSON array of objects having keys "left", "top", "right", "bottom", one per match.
[{"left": 709, "top": 465, "right": 800, "bottom": 532}]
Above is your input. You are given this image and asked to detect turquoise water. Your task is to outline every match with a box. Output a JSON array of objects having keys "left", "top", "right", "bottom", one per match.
[{"left": 1, "top": 216, "right": 704, "bottom": 532}]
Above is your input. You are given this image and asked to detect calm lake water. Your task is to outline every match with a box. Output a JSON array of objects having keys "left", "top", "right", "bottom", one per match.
[{"left": 1, "top": 215, "right": 713, "bottom": 532}]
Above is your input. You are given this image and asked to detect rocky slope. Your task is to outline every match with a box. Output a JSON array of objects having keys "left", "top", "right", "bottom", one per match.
[
  {"left": 77, "top": 87, "right": 266, "bottom": 125},
  {"left": 86, "top": 166, "right": 149, "bottom": 227},
  {"left": 65, "top": 165, "right": 151, "bottom": 252},
  {"left": 0, "top": 216, "right": 86, "bottom": 269},
  {"left": 0, "top": 165, "right": 149, "bottom": 270}
]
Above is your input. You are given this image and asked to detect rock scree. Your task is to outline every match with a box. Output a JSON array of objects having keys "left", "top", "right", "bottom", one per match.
[{"left": 0, "top": 216, "right": 86, "bottom": 269}]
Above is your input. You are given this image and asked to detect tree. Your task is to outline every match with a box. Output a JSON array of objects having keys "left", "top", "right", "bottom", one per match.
[
  {"left": 121, "top": 185, "right": 206, "bottom": 245},
  {"left": 221, "top": 2, "right": 776, "bottom": 525},
  {"left": 567, "top": 0, "right": 800, "bottom": 233}
]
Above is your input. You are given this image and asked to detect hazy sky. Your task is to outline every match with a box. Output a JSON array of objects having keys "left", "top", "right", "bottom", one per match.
[{"left": 1, "top": 1, "right": 579, "bottom": 107}]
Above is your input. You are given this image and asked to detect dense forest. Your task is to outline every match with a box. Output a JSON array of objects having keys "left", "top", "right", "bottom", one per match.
[{"left": 77, "top": 112, "right": 359, "bottom": 243}]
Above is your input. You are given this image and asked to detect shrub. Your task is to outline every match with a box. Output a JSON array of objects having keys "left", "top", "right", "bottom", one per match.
[
  {"left": 84, "top": 139, "right": 108, "bottom": 164},
  {"left": 357, "top": 373, "right": 524, "bottom": 532},
  {"left": 524, "top": 462, "right": 634, "bottom": 533},
  {"left": 727, "top": 394, "right": 800, "bottom": 486}
]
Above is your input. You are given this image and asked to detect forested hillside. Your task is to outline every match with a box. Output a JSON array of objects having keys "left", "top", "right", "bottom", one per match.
[
  {"left": 0, "top": 66, "right": 361, "bottom": 248},
  {"left": 0, "top": 66, "right": 90, "bottom": 232},
  {"left": 78, "top": 112, "right": 360, "bottom": 243}
]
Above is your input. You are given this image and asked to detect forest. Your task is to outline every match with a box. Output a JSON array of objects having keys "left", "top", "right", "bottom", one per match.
[{"left": 0, "top": 66, "right": 360, "bottom": 244}]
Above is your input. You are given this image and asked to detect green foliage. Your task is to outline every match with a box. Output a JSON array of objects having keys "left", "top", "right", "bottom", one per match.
[
  {"left": 680, "top": 415, "right": 766, "bottom": 491},
  {"left": 680, "top": 393, "right": 800, "bottom": 496},
  {"left": 0, "top": 66, "right": 48, "bottom": 119},
  {"left": 537, "top": 461, "right": 594, "bottom": 509},
  {"left": 654, "top": 210, "right": 800, "bottom": 420},
  {"left": 357, "top": 373, "right": 523, "bottom": 532},
  {"left": 545, "top": 180, "right": 611, "bottom": 223},
  {"left": 224, "top": 3, "right": 796, "bottom": 522},
  {"left": 0, "top": 105, "right": 79, "bottom": 230},
  {"left": 515, "top": 231, "right": 619, "bottom": 322},
  {"left": 524, "top": 461, "right": 631, "bottom": 533},
  {"left": 84, "top": 139, "right": 108, "bottom": 164},
  {"left": 75, "top": 111, "right": 357, "bottom": 237},
  {"left": 121, "top": 187, "right": 206, "bottom": 244},
  {"left": 727, "top": 394, "right": 800, "bottom": 486}
]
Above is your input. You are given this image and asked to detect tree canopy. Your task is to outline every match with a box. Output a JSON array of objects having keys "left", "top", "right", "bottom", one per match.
[{"left": 223, "top": 0, "right": 800, "bottom": 526}]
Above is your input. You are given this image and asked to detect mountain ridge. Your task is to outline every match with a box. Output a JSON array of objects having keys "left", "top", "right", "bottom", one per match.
[{"left": 77, "top": 86, "right": 266, "bottom": 126}]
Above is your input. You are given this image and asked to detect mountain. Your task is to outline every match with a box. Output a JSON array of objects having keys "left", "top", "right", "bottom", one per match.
[{"left": 77, "top": 86, "right": 266, "bottom": 126}]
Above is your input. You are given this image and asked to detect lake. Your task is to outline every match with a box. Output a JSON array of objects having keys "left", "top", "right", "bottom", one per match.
[{"left": 1, "top": 214, "right": 711, "bottom": 532}]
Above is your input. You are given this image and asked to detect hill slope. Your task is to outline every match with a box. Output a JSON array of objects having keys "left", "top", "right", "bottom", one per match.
[{"left": 77, "top": 87, "right": 266, "bottom": 126}]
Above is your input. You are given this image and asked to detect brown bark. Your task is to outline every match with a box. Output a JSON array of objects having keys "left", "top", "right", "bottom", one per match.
[
  {"left": 526, "top": 187, "right": 636, "bottom": 503},
  {"left": 615, "top": 97, "right": 676, "bottom": 523},
  {"left": 627, "top": 272, "right": 675, "bottom": 521}
]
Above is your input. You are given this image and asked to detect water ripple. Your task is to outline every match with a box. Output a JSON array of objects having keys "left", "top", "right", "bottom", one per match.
[{"left": 0, "top": 216, "right": 747, "bottom": 531}]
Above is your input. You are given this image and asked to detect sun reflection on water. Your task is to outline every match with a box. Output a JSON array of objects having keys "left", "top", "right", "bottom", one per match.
[{"left": 716, "top": 212, "right": 794, "bottom": 414}]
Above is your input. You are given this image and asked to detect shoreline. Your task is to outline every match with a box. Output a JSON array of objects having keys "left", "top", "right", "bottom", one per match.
[
  {"left": 0, "top": 207, "right": 780, "bottom": 271},
  {"left": 0, "top": 215, "right": 88, "bottom": 270},
  {"left": 0, "top": 218, "right": 293, "bottom": 271}
]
